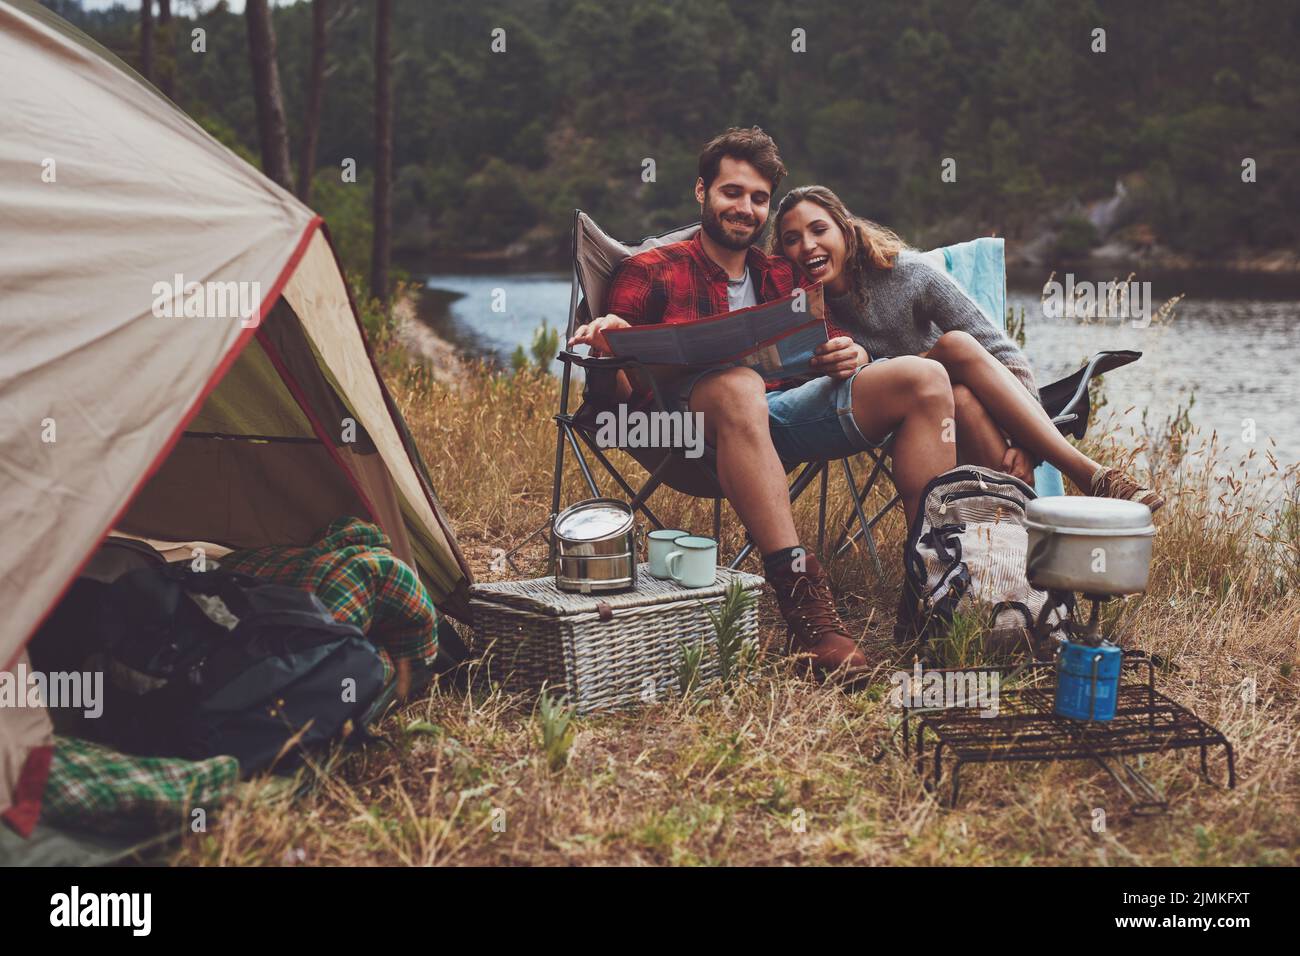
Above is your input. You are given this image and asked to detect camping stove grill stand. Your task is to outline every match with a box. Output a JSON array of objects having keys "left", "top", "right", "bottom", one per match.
[{"left": 901, "top": 652, "right": 1235, "bottom": 813}]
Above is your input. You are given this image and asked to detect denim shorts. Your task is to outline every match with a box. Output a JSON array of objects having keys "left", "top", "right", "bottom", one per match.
[{"left": 666, "top": 360, "right": 893, "bottom": 466}]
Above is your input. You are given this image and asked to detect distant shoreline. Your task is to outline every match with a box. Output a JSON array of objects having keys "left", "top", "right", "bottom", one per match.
[{"left": 391, "top": 287, "right": 474, "bottom": 384}]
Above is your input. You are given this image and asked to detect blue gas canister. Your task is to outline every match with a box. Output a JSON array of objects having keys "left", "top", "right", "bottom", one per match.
[{"left": 1054, "top": 641, "right": 1122, "bottom": 721}]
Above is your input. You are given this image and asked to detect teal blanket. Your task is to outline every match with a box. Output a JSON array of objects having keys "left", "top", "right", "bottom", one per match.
[{"left": 933, "top": 236, "right": 1065, "bottom": 497}]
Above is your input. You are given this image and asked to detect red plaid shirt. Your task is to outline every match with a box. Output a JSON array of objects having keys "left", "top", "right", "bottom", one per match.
[{"left": 603, "top": 232, "right": 850, "bottom": 400}]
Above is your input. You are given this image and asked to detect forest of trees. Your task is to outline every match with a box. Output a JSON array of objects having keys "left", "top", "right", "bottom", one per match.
[{"left": 46, "top": 0, "right": 1300, "bottom": 278}]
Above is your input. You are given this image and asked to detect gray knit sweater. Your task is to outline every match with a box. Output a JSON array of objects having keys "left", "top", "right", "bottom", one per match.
[{"left": 825, "top": 252, "right": 1037, "bottom": 395}]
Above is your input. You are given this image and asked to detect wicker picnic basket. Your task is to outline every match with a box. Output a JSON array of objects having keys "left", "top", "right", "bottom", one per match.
[{"left": 467, "top": 563, "right": 765, "bottom": 714}]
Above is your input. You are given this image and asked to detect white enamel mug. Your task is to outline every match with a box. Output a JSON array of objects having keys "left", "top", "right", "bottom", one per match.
[
  {"left": 664, "top": 536, "right": 717, "bottom": 588},
  {"left": 647, "top": 529, "right": 689, "bottom": 579}
]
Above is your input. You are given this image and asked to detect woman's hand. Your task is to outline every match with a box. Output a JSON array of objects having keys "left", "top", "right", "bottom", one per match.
[
  {"left": 568, "top": 314, "right": 631, "bottom": 355},
  {"left": 1001, "top": 445, "right": 1036, "bottom": 484},
  {"left": 811, "top": 336, "right": 870, "bottom": 380}
]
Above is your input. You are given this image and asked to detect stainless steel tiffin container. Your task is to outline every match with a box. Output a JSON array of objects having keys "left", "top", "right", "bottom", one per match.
[{"left": 552, "top": 498, "right": 638, "bottom": 593}]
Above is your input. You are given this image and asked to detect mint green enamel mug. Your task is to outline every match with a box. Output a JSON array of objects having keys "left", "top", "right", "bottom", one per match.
[
  {"left": 664, "top": 536, "right": 717, "bottom": 588},
  {"left": 647, "top": 529, "right": 689, "bottom": 579}
]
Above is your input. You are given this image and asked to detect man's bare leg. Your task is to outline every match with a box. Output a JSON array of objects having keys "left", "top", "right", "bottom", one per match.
[
  {"left": 689, "top": 366, "right": 867, "bottom": 681},
  {"left": 847, "top": 356, "right": 957, "bottom": 527},
  {"left": 689, "top": 366, "right": 798, "bottom": 554}
]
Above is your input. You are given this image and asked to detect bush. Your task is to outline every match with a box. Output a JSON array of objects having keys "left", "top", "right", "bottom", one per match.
[
  {"left": 513, "top": 322, "right": 560, "bottom": 375},
  {"left": 1052, "top": 215, "right": 1099, "bottom": 261},
  {"left": 434, "top": 158, "right": 538, "bottom": 252}
]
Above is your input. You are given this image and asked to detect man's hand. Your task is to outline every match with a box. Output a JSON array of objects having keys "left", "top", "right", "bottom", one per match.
[
  {"left": 1001, "top": 445, "right": 1036, "bottom": 484},
  {"left": 568, "top": 314, "right": 631, "bottom": 355},
  {"left": 810, "top": 336, "right": 870, "bottom": 380}
]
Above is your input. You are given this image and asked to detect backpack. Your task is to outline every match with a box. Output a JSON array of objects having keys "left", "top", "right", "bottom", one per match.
[
  {"left": 896, "top": 466, "right": 1070, "bottom": 656},
  {"left": 88, "top": 563, "right": 388, "bottom": 774}
]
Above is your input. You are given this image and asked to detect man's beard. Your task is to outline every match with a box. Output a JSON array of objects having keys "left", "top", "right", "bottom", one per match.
[{"left": 701, "top": 196, "right": 763, "bottom": 251}]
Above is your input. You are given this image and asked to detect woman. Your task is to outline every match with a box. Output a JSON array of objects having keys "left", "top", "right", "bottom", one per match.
[{"left": 769, "top": 185, "right": 1163, "bottom": 511}]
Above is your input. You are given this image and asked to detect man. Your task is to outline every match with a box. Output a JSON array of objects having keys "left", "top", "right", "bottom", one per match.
[{"left": 569, "top": 127, "right": 956, "bottom": 684}]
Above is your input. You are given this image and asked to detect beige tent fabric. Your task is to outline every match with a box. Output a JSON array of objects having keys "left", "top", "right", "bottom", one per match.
[
  {"left": 281, "top": 232, "right": 466, "bottom": 606},
  {"left": 0, "top": 0, "right": 317, "bottom": 668}
]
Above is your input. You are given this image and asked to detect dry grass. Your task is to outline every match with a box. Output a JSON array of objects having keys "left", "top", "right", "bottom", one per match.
[{"left": 172, "top": 352, "right": 1300, "bottom": 867}]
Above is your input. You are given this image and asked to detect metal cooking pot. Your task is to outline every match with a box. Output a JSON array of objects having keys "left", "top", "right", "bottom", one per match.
[
  {"left": 1024, "top": 497, "right": 1155, "bottom": 595},
  {"left": 553, "top": 498, "right": 638, "bottom": 593}
]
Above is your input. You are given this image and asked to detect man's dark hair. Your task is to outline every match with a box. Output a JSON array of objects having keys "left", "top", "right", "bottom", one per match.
[{"left": 697, "top": 126, "right": 787, "bottom": 193}]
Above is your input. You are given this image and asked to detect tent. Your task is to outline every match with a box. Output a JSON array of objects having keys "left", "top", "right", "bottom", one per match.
[{"left": 0, "top": 0, "right": 473, "bottom": 847}]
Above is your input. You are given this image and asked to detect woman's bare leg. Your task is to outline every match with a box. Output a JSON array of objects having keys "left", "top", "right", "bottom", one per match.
[
  {"left": 951, "top": 384, "right": 1015, "bottom": 467},
  {"left": 848, "top": 356, "right": 956, "bottom": 527},
  {"left": 926, "top": 331, "right": 1099, "bottom": 490}
]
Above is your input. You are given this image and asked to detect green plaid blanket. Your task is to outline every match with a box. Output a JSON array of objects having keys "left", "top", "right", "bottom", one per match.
[
  {"left": 35, "top": 518, "right": 441, "bottom": 834},
  {"left": 219, "top": 516, "right": 440, "bottom": 693},
  {"left": 42, "top": 736, "right": 240, "bottom": 834}
]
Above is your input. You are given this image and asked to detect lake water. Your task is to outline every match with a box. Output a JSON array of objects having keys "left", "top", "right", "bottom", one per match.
[{"left": 422, "top": 271, "right": 1300, "bottom": 474}]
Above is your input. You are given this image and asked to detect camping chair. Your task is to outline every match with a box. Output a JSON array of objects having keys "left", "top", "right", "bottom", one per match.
[{"left": 516, "top": 210, "right": 900, "bottom": 579}]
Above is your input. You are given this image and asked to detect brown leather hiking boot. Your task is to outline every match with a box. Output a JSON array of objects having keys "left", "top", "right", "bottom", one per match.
[
  {"left": 766, "top": 552, "right": 870, "bottom": 686},
  {"left": 1090, "top": 466, "right": 1165, "bottom": 513}
]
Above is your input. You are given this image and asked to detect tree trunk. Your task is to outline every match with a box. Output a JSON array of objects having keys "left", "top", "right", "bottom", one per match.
[
  {"left": 157, "top": 0, "right": 174, "bottom": 100},
  {"left": 245, "top": 0, "right": 295, "bottom": 191},
  {"left": 369, "top": 0, "right": 392, "bottom": 305},
  {"left": 297, "top": 0, "right": 328, "bottom": 204},
  {"left": 139, "top": 0, "right": 153, "bottom": 83}
]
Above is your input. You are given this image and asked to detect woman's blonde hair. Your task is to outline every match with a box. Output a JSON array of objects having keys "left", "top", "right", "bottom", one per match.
[{"left": 768, "top": 185, "right": 909, "bottom": 315}]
